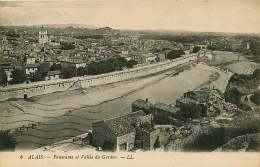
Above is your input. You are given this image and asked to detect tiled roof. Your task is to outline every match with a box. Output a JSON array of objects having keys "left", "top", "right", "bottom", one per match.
[{"left": 103, "top": 110, "right": 146, "bottom": 137}]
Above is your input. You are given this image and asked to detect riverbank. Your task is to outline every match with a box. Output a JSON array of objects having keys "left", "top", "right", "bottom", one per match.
[{"left": 4, "top": 63, "right": 232, "bottom": 149}]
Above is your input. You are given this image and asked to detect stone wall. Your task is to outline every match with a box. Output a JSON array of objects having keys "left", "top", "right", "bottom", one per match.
[
  {"left": 116, "top": 132, "right": 136, "bottom": 151},
  {"left": 92, "top": 121, "right": 117, "bottom": 150},
  {"left": 0, "top": 56, "right": 196, "bottom": 100}
]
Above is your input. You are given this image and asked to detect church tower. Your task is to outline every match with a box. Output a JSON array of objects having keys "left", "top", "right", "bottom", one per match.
[{"left": 39, "top": 26, "right": 48, "bottom": 45}]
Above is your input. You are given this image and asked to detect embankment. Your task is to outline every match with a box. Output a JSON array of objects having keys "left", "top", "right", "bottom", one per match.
[{"left": 0, "top": 56, "right": 196, "bottom": 101}]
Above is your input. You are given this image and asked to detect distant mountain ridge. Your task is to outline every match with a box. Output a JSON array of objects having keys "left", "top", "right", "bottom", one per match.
[{"left": 33, "top": 23, "right": 98, "bottom": 29}]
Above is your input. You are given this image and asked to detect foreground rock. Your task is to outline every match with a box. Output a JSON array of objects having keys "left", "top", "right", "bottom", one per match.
[{"left": 215, "top": 133, "right": 260, "bottom": 152}]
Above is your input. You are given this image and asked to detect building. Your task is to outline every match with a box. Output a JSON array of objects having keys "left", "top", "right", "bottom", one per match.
[
  {"left": 61, "top": 58, "right": 87, "bottom": 69},
  {"left": 0, "top": 61, "right": 13, "bottom": 82},
  {"left": 132, "top": 99, "right": 182, "bottom": 125},
  {"left": 45, "top": 70, "right": 61, "bottom": 80},
  {"left": 153, "top": 103, "right": 181, "bottom": 125},
  {"left": 156, "top": 53, "right": 166, "bottom": 62},
  {"left": 142, "top": 53, "right": 157, "bottom": 64},
  {"left": 92, "top": 111, "right": 145, "bottom": 151},
  {"left": 92, "top": 110, "right": 159, "bottom": 151},
  {"left": 39, "top": 26, "right": 49, "bottom": 45},
  {"left": 175, "top": 90, "right": 208, "bottom": 119},
  {"left": 134, "top": 121, "right": 161, "bottom": 150},
  {"left": 25, "top": 64, "right": 39, "bottom": 75},
  {"left": 25, "top": 55, "right": 36, "bottom": 65}
]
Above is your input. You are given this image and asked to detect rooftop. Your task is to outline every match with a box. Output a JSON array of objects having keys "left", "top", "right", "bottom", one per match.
[
  {"left": 154, "top": 102, "right": 180, "bottom": 114},
  {"left": 94, "top": 110, "right": 146, "bottom": 137}
]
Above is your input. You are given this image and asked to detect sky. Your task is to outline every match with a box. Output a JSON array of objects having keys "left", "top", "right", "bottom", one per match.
[{"left": 0, "top": 0, "right": 260, "bottom": 33}]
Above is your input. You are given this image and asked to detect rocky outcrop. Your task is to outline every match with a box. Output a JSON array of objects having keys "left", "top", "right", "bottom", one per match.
[{"left": 215, "top": 133, "right": 260, "bottom": 152}]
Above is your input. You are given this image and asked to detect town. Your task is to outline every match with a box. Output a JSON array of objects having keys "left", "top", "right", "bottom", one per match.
[
  {"left": 0, "top": 25, "right": 258, "bottom": 87},
  {"left": 0, "top": 24, "right": 259, "bottom": 152}
]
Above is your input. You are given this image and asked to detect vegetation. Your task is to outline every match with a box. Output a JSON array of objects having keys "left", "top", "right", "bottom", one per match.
[
  {"left": 50, "top": 63, "right": 61, "bottom": 71},
  {"left": 86, "top": 57, "right": 127, "bottom": 75},
  {"left": 30, "top": 63, "right": 50, "bottom": 82},
  {"left": 192, "top": 46, "right": 201, "bottom": 53},
  {"left": 166, "top": 49, "right": 185, "bottom": 59},
  {"left": 0, "top": 130, "right": 16, "bottom": 151},
  {"left": 10, "top": 69, "right": 26, "bottom": 84},
  {"left": 77, "top": 67, "right": 85, "bottom": 76},
  {"left": 0, "top": 66, "right": 8, "bottom": 86},
  {"left": 250, "top": 40, "right": 260, "bottom": 56},
  {"left": 126, "top": 59, "right": 138, "bottom": 68},
  {"left": 61, "top": 66, "right": 76, "bottom": 79}
]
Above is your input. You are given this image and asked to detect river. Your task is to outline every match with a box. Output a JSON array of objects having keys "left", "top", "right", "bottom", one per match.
[{"left": 12, "top": 63, "right": 232, "bottom": 149}]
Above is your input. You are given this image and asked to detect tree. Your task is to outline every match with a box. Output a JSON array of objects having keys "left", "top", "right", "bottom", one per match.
[
  {"left": 50, "top": 63, "right": 61, "bottom": 71},
  {"left": 77, "top": 67, "right": 85, "bottom": 76},
  {"left": 30, "top": 63, "right": 50, "bottom": 82},
  {"left": 10, "top": 69, "right": 26, "bottom": 84},
  {"left": 166, "top": 49, "right": 185, "bottom": 59},
  {"left": 86, "top": 57, "right": 128, "bottom": 75},
  {"left": 192, "top": 46, "right": 201, "bottom": 53},
  {"left": 0, "top": 66, "right": 8, "bottom": 86},
  {"left": 0, "top": 130, "right": 16, "bottom": 151},
  {"left": 61, "top": 66, "right": 76, "bottom": 79},
  {"left": 127, "top": 59, "right": 138, "bottom": 68}
]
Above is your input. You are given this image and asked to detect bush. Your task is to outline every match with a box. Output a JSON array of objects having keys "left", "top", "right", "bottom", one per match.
[
  {"left": 86, "top": 57, "right": 128, "bottom": 75},
  {"left": 127, "top": 59, "right": 138, "bottom": 68},
  {"left": 10, "top": 69, "right": 26, "bottom": 84},
  {"left": 61, "top": 67, "right": 76, "bottom": 79}
]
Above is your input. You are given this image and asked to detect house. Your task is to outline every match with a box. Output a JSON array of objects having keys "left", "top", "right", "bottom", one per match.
[
  {"left": 142, "top": 53, "right": 157, "bottom": 64},
  {"left": 0, "top": 62, "right": 13, "bottom": 82},
  {"left": 92, "top": 111, "right": 145, "bottom": 151},
  {"left": 60, "top": 58, "right": 87, "bottom": 69},
  {"left": 130, "top": 53, "right": 157, "bottom": 64},
  {"left": 92, "top": 110, "right": 159, "bottom": 151},
  {"left": 45, "top": 70, "right": 61, "bottom": 80},
  {"left": 153, "top": 103, "right": 181, "bottom": 125},
  {"left": 132, "top": 99, "right": 182, "bottom": 125},
  {"left": 25, "top": 64, "right": 39, "bottom": 75},
  {"left": 25, "top": 56, "right": 36, "bottom": 65},
  {"left": 175, "top": 90, "right": 209, "bottom": 119},
  {"left": 134, "top": 121, "right": 161, "bottom": 150},
  {"left": 156, "top": 53, "right": 166, "bottom": 62}
]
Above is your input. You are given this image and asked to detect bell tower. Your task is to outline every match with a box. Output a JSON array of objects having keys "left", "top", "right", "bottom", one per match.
[{"left": 39, "top": 26, "right": 48, "bottom": 45}]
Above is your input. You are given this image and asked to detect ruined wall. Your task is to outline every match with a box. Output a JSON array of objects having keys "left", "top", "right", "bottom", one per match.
[{"left": 0, "top": 56, "right": 196, "bottom": 100}]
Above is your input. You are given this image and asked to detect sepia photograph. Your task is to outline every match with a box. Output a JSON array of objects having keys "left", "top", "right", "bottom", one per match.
[{"left": 0, "top": 0, "right": 259, "bottom": 166}]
